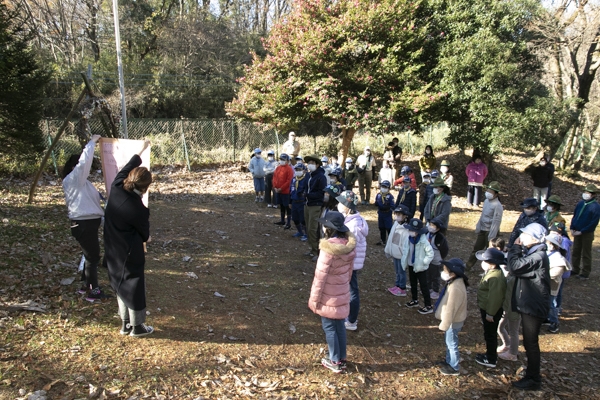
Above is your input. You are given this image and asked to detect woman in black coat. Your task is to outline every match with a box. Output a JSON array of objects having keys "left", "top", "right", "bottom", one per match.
[
  {"left": 104, "top": 142, "right": 154, "bottom": 337},
  {"left": 507, "top": 222, "right": 550, "bottom": 391}
]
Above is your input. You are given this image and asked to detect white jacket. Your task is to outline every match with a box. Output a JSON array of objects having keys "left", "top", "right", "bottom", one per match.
[
  {"left": 384, "top": 221, "right": 409, "bottom": 259},
  {"left": 62, "top": 140, "right": 104, "bottom": 220},
  {"left": 400, "top": 234, "right": 434, "bottom": 273},
  {"left": 344, "top": 212, "right": 368, "bottom": 270}
]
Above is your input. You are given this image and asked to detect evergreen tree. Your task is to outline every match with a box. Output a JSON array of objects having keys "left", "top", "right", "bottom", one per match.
[{"left": 0, "top": 2, "right": 50, "bottom": 161}]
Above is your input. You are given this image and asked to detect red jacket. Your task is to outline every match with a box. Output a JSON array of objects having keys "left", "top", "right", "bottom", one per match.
[{"left": 272, "top": 164, "right": 294, "bottom": 194}]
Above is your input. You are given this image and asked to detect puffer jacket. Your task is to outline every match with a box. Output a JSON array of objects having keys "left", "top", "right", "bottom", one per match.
[
  {"left": 385, "top": 221, "right": 409, "bottom": 259},
  {"left": 308, "top": 233, "right": 357, "bottom": 320},
  {"left": 507, "top": 243, "right": 550, "bottom": 319},
  {"left": 508, "top": 211, "right": 548, "bottom": 247},
  {"left": 344, "top": 212, "right": 368, "bottom": 270},
  {"left": 401, "top": 233, "right": 434, "bottom": 273}
]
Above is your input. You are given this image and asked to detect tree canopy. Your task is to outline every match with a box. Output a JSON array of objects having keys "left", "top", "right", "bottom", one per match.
[{"left": 0, "top": 3, "right": 50, "bottom": 161}]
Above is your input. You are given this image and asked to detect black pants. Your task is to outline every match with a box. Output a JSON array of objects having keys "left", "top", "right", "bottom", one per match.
[
  {"left": 427, "top": 263, "right": 441, "bottom": 293},
  {"left": 521, "top": 313, "right": 543, "bottom": 380},
  {"left": 480, "top": 308, "right": 503, "bottom": 363},
  {"left": 379, "top": 228, "right": 390, "bottom": 243},
  {"left": 264, "top": 174, "right": 275, "bottom": 205},
  {"left": 70, "top": 218, "right": 101, "bottom": 289},
  {"left": 408, "top": 265, "right": 430, "bottom": 306},
  {"left": 467, "top": 185, "right": 483, "bottom": 206}
]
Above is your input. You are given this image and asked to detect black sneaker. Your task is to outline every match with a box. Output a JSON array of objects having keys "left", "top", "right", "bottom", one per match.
[
  {"left": 283, "top": 224, "right": 292, "bottom": 230},
  {"left": 576, "top": 275, "right": 589, "bottom": 280},
  {"left": 541, "top": 319, "right": 551, "bottom": 326},
  {"left": 273, "top": 221, "right": 285, "bottom": 225},
  {"left": 375, "top": 241, "right": 384, "bottom": 246},
  {"left": 120, "top": 320, "right": 133, "bottom": 335},
  {"left": 76, "top": 286, "right": 89, "bottom": 295},
  {"left": 130, "top": 323, "right": 154, "bottom": 338},
  {"left": 321, "top": 357, "right": 344, "bottom": 373},
  {"left": 85, "top": 287, "right": 112, "bottom": 303},
  {"left": 475, "top": 354, "right": 496, "bottom": 368},
  {"left": 418, "top": 306, "right": 433, "bottom": 315},
  {"left": 439, "top": 363, "right": 459, "bottom": 376},
  {"left": 406, "top": 300, "right": 419, "bottom": 308},
  {"left": 548, "top": 323, "right": 559, "bottom": 334},
  {"left": 339, "top": 359, "right": 348, "bottom": 370},
  {"left": 512, "top": 376, "right": 541, "bottom": 391}
]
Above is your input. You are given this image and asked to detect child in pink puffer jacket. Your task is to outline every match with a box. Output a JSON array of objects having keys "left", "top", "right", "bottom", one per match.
[{"left": 308, "top": 211, "right": 357, "bottom": 374}]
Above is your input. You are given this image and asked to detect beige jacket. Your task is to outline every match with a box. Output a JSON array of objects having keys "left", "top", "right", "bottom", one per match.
[{"left": 435, "top": 278, "right": 468, "bottom": 331}]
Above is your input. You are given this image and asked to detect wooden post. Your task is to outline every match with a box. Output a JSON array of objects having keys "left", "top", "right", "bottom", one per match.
[{"left": 28, "top": 88, "right": 88, "bottom": 204}]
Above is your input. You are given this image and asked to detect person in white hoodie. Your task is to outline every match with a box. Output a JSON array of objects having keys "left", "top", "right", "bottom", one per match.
[
  {"left": 61, "top": 135, "right": 108, "bottom": 302},
  {"left": 403, "top": 218, "right": 435, "bottom": 314},
  {"left": 336, "top": 190, "right": 368, "bottom": 331},
  {"left": 385, "top": 204, "right": 411, "bottom": 296}
]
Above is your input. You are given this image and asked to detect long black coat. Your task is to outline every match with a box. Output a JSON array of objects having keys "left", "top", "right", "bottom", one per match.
[{"left": 104, "top": 155, "right": 150, "bottom": 311}]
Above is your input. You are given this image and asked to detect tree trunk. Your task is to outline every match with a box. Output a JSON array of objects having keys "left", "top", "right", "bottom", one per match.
[{"left": 339, "top": 126, "right": 355, "bottom": 166}]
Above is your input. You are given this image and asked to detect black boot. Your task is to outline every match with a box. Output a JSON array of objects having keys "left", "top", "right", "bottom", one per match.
[{"left": 130, "top": 323, "right": 154, "bottom": 338}]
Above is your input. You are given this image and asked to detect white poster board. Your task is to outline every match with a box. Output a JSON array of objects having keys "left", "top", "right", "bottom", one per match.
[{"left": 99, "top": 138, "right": 151, "bottom": 206}]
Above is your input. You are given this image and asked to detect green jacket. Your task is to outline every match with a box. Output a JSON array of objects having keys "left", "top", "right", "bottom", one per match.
[{"left": 477, "top": 268, "right": 507, "bottom": 316}]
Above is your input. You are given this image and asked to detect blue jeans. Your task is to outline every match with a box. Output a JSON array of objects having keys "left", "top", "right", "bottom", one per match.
[
  {"left": 393, "top": 258, "right": 406, "bottom": 289},
  {"left": 445, "top": 323, "right": 463, "bottom": 371},
  {"left": 348, "top": 270, "right": 360, "bottom": 323},
  {"left": 556, "top": 279, "right": 566, "bottom": 311},
  {"left": 548, "top": 295, "right": 559, "bottom": 324},
  {"left": 321, "top": 317, "right": 347, "bottom": 362}
]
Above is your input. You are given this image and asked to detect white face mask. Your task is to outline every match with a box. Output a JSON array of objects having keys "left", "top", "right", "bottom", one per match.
[
  {"left": 433, "top": 188, "right": 441, "bottom": 195},
  {"left": 295, "top": 171, "right": 303, "bottom": 177},
  {"left": 426, "top": 149, "right": 431, "bottom": 154},
  {"left": 395, "top": 215, "right": 405, "bottom": 223},
  {"left": 381, "top": 188, "right": 389, "bottom": 194},
  {"left": 485, "top": 192, "right": 495, "bottom": 200},
  {"left": 441, "top": 271, "right": 451, "bottom": 281},
  {"left": 481, "top": 261, "right": 490, "bottom": 272},
  {"left": 409, "top": 231, "right": 418, "bottom": 237},
  {"left": 337, "top": 203, "right": 349, "bottom": 214},
  {"left": 307, "top": 164, "right": 317, "bottom": 172},
  {"left": 330, "top": 177, "right": 337, "bottom": 183},
  {"left": 255, "top": 154, "right": 262, "bottom": 158},
  {"left": 423, "top": 179, "right": 430, "bottom": 184},
  {"left": 583, "top": 193, "right": 592, "bottom": 201},
  {"left": 540, "top": 161, "right": 546, "bottom": 166},
  {"left": 546, "top": 206, "right": 553, "bottom": 212},
  {"left": 279, "top": 160, "right": 287, "bottom": 166},
  {"left": 268, "top": 156, "right": 274, "bottom": 161},
  {"left": 428, "top": 226, "right": 438, "bottom": 234},
  {"left": 440, "top": 166, "right": 448, "bottom": 173},
  {"left": 524, "top": 208, "right": 536, "bottom": 216}
]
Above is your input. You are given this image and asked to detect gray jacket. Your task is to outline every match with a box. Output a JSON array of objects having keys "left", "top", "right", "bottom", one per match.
[{"left": 424, "top": 193, "right": 452, "bottom": 229}]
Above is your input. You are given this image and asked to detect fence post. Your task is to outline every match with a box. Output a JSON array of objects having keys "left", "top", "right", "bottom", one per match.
[
  {"left": 232, "top": 121, "right": 236, "bottom": 162},
  {"left": 275, "top": 129, "right": 280, "bottom": 155},
  {"left": 407, "top": 131, "right": 413, "bottom": 154},
  {"left": 47, "top": 121, "right": 58, "bottom": 176},
  {"left": 180, "top": 119, "right": 191, "bottom": 172}
]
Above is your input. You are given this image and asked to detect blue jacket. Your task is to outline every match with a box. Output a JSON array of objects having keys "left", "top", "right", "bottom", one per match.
[
  {"left": 375, "top": 192, "right": 395, "bottom": 229},
  {"left": 571, "top": 199, "right": 600, "bottom": 233},
  {"left": 291, "top": 174, "right": 308, "bottom": 202},
  {"left": 396, "top": 188, "right": 417, "bottom": 218},
  {"left": 305, "top": 167, "right": 327, "bottom": 206}
]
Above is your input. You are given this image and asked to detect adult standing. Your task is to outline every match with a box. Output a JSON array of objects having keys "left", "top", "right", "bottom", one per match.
[
  {"left": 336, "top": 190, "right": 368, "bottom": 331},
  {"left": 61, "top": 134, "right": 109, "bottom": 302},
  {"left": 343, "top": 157, "right": 359, "bottom": 189},
  {"left": 440, "top": 160, "right": 454, "bottom": 191},
  {"left": 104, "top": 141, "right": 155, "bottom": 337},
  {"left": 465, "top": 155, "right": 488, "bottom": 207},
  {"left": 466, "top": 182, "right": 504, "bottom": 269},
  {"left": 525, "top": 156, "right": 553, "bottom": 208},
  {"left": 383, "top": 142, "right": 396, "bottom": 175},
  {"left": 545, "top": 154, "right": 556, "bottom": 198},
  {"left": 508, "top": 198, "right": 547, "bottom": 247},
  {"left": 392, "top": 137, "right": 403, "bottom": 180},
  {"left": 570, "top": 184, "right": 600, "bottom": 279},
  {"left": 263, "top": 150, "right": 278, "bottom": 208},
  {"left": 419, "top": 145, "right": 437, "bottom": 180},
  {"left": 282, "top": 131, "right": 300, "bottom": 164},
  {"left": 424, "top": 177, "right": 452, "bottom": 232},
  {"left": 506, "top": 223, "right": 550, "bottom": 391},
  {"left": 304, "top": 154, "right": 328, "bottom": 261},
  {"left": 356, "top": 146, "right": 377, "bottom": 205}
]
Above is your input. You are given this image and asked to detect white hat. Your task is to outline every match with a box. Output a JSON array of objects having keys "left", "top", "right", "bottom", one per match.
[{"left": 289, "top": 131, "right": 296, "bottom": 137}]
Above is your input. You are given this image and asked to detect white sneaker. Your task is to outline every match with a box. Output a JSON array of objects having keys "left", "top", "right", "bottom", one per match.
[{"left": 345, "top": 320, "right": 358, "bottom": 331}]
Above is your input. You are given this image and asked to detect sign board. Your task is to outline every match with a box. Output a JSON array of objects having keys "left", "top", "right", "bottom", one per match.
[{"left": 99, "top": 138, "right": 151, "bottom": 206}]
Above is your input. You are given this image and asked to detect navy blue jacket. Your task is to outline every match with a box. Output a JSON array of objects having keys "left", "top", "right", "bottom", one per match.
[
  {"left": 396, "top": 187, "right": 417, "bottom": 218},
  {"left": 291, "top": 174, "right": 308, "bottom": 203},
  {"left": 305, "top": 167, "right": 327, "bottom": 207},
  {"left": 508, "top": 211, "right": 548, "bottom": 247},
  {"left": 375, "top": 192, "right": 395, "bottom": 229},
  {"left": 571, "top": 199, "right": 600, "bottom": 233}
]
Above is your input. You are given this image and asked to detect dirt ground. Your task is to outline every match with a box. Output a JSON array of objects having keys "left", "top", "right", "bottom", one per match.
[{"left": 1, "top": 149, "right": 599, "bottom": 399}]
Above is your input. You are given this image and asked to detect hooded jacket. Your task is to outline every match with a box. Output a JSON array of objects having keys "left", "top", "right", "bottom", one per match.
[
  {"left": 308, "top": 233, "right": 357, "bottom": 320},
  {"left": 507, "top": 243, "right": 551, "bottom": 319},
  {"left": 305, "top": 166, "right": 327, "bottom": 206},
  {"left": 248, "top": 156, "right": 266, "bottom": 178},
  {"left": 401, "top": 233, "right": 434, "bottom": 273},
  {"left": 344, "top": 212, "right": 368, "bottom": 270}
]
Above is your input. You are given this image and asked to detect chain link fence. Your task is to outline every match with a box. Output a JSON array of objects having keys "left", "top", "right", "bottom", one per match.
[{"left": 42, "top": 118, "right": 449, "bottom": 173}]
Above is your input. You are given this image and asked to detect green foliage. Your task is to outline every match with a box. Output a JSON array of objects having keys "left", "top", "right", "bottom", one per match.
[
  {"left": 432, "top": 0, "right": 565, "bottom": 154},
  {"left": 0, "top": 3, "right": 51, "bottom": 161},
  {"left": 228, "top": 0, "right": 444, "bottom": 133}
]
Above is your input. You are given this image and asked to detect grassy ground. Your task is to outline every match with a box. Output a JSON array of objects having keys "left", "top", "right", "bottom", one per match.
[{"left": 1, "top": 149, "right": 600, "bottom": 399}]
